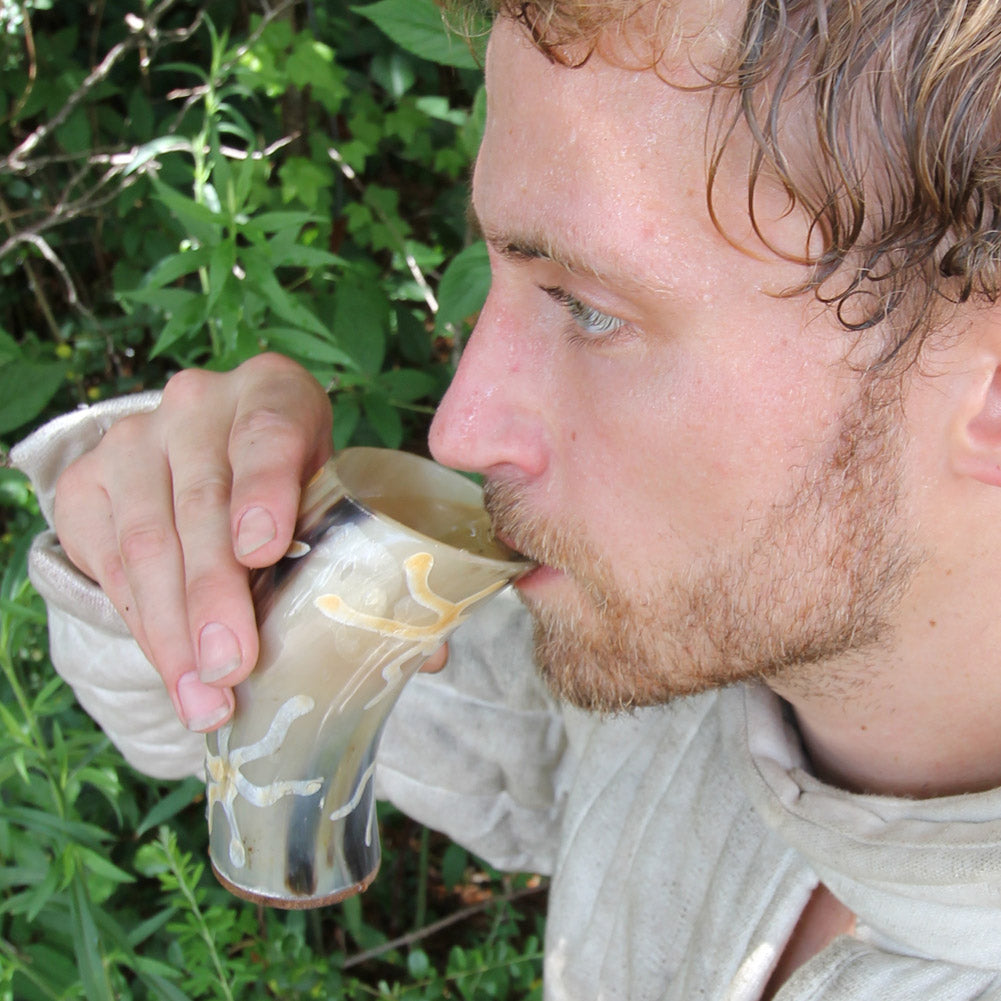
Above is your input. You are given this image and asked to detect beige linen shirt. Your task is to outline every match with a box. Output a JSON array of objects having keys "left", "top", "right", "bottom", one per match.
[{"left": 13, "top": 399, "right": 1001, "bottom": 1000}]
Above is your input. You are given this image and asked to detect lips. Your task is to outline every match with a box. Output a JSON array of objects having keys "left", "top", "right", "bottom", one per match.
[
  {"left": 486, "top": 527, "right": 543, "bottom": 585},
  {"left": 493, "top": 528, "right": 523, "bottom": 556}
]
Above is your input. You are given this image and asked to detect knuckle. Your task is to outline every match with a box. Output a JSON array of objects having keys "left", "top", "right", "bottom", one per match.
[
  {"left": 99, "top": 412, "right": 154, "bottom": 452},
  {"left": 248, "top": 354, "right": 329, "bottom": 415},
  {"left": 185, "top": 568, "right": 242, "bottom": 610},
  {"left": 160, "top": 367, "right": 217, "bottom": 410},
  {"left": 173, "top": 475, "right": 232, "bottom": 522},
  {"left": 230, "top": 405, "right": 306, "bottom": 454},
  {"left": 118, "top": 522, "right": 172, "bottom": 569},
  {"left": 98, "top": 550, "right": 130, "bottom": 596},
  {"left": 244, "top": 351, "right": 305, "bottom": 380}
]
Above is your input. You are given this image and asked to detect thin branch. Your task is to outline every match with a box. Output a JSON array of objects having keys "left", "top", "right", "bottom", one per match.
[
  {"left": 8, "top": 0, "right": 38, "bottom": 123},
  {"left": 0, "top": 190, "right": 63, "bottom": 341},
  {"left": 5, "top": 232, "right": 93, "bottom": 318},
  {"left": 1, "top": 0, "right": 194, "bottom": 172},
  {"left": 0, "top": 168, "right": 142, "bottom": 253},
  {"left": 327, "top": 145, "right": 441, "bottom": 316},
  {"left": 220, "top": 0, "right": 298, "bottom": 73},
  {"left": 0, "top": 131, "right": 299, "bottom": 266},
  {"left": 340, "top": 881, "right": 548, "bottom": 970}
]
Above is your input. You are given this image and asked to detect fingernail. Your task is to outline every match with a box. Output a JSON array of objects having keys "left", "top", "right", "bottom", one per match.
[
  {"left": 236, "top": 506, "right": 276, "bottom": 557},
  {"left": 198, "top": 622, "right": 242, "bottom": 683},
  {"left": 177, "top": 670, "right": 232, "bottom": 732}
]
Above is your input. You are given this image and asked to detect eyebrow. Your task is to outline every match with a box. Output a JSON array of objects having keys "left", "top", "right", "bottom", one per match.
[{"left": 469, "top": 206, "right": 674, "bottom": 298}]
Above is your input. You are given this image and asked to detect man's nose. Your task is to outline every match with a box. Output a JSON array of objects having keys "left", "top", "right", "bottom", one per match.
[{"left": 429, "top": 291, "right": 551, "bottom": 480}]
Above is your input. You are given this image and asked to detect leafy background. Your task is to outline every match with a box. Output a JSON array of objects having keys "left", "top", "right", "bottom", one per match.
[{"left": 0, "top": 1, "right": 547, "bottom": 997}]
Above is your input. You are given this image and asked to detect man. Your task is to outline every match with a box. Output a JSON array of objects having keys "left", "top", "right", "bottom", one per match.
[{"left": 14, "top": 0, "right": 1001, "bottom": 997}]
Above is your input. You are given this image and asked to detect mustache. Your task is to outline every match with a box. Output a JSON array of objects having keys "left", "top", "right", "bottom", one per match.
[
  {"left": 483, "top": 480, "right": 612, "bottom": 599},
  {"left": 483, "top": 479, "right": 570, "bottom": 569}
]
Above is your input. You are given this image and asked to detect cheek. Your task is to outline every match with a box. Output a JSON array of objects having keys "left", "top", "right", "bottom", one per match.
[{"left": 557, "top": 336, "right": 848, "bottom": 556}]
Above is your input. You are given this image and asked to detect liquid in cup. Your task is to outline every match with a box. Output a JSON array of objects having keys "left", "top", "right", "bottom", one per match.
[{"left": 205, "top": 447, "right": 529, "bottom": 908}]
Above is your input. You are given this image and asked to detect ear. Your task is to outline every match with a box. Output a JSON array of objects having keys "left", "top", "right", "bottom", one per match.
[{"left": 952, "top": 363, "right": 1001, "bottom": 488}]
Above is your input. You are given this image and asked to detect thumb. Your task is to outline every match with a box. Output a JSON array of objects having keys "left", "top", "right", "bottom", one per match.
[{"left": 420, "top": 643, "right": 449, "bottom": 674}]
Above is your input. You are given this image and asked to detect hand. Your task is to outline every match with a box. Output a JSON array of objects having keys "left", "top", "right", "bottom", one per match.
[{"left": 53, "top": 353, "right": 333, "bottom": 732}]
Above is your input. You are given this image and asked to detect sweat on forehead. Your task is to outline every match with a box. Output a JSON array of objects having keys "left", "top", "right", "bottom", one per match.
[{"left": 450, "top": 0, "right": 1001, "bottom": 368}]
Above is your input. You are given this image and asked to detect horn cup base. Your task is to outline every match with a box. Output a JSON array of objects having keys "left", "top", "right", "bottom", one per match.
[{"left": 210, "top": 859, "right": 380, "bottom": 910}]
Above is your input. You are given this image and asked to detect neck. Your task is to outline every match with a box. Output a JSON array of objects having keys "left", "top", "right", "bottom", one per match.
[{"left": 768, "top": 555, "right": 1001, "bottom": 799}]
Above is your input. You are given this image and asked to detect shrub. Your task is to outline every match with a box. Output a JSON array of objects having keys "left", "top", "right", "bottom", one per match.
[{"left": 0, "top": 2, "right": 545, "bottom": 998}]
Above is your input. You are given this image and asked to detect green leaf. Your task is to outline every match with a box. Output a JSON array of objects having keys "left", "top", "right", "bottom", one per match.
[
  {"left": 415, "top": 94, "right": 466, "bottom": 126},
  {"left": 395, "top": 304, "right": 432, "bottom": 365},
  {"left": 122, "top": 135, "right": 192, "bottom": 177},
  {"left": 407, "top": 948, "right": 431, "bottom": 978},
  {"left": 1, "top": 805, "right": 111, "bottom": 848},
  {"left": 150, "top": 294, "right": 208, "bottom": 358},
  {"left": 460, "top": 83, "right": 488, "bottom": 158},
  {"left": 152, "top": 181, "right": 223, "bottom": 243},
  {"left": 247, "top": 210, "right": 320, "bottom": 234},
  {"left": 11, "top": 941, "right": 79, "bottom": 998},
  {"left": 141, "top": 246, "right": 213, "bottom": 289},
  {"left": 0, "top": 360, "right": 68, "bottom": 435},
  {"left": 332, "top": 394, "right": 361, "bottom": 450},
  {"left": 55, "top": 106, "right": 91, "bottom": 154},
  {"left": 263, "top": 327, "right": 358, "bottom": 368},
  {"left": 0, "top": 517, "right": 38, "bottom": 603},
  {"left": 126, "top": 907, "right": 178, "bottom": 948},
  {"left": 134, "top": 839, "right": 169, "bottom": 879},
  {"left": 207, "top": 239, "right": 237, "bottom": 311},
  {"left": 376, "top": 367, "right": 437, "bottom": 402},
  {"left": 441, "top": 843, "right": 468, "bottom": 890},
  {"left": 126, "top": 90, "right": 155, "bottom": 142},
  {"left": 278, "top": 157, "right": 335, "bottom": 212},
  {"left": 356, "top": 0, "right": 483, "bottom": 69},
  {"left": 287, "top": 37, "right": 348, "bottom": 114},
  {"left": 266, "top": 239, "right": 344, "bottom": 272},
  {"left": 120, "top": 286, "right": 199, "bottom": 311},
  {"left": 135, "top": 777, "right": 207, "bottom": 838},
  {"left": 134, "top": 966, "right": 191, "bottom": 1001},
  {"left": 70, "top": 873, "right": 115, "bottom": 1001},
  {"left": 434, "top": 240, "right": 490, "bottom": 337},
  {"left": 76, "top": 846, "right": 135, "bottom": 887},
  {"left": 242, "top": 248, "right": 331, "bottom": 339},
  {"left": 0, "top": 327, "right": 20, "bottom": 362},
  {"left": 333, "top": 276, "right": 390, "bottom": 374},
  {"left": 371, "top": 49, "right": 417, "bottom": 99},
  {"left": 362, "top": 390, "right": 403, "bottom": 448}
]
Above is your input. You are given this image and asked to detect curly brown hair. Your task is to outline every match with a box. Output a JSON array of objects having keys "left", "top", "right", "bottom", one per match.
[{"left": 446, "top": 0, "right": 1001, "bottom": 366}]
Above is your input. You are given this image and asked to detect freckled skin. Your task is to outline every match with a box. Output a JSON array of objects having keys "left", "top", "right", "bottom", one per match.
[
  {"left": 430, "top": 21, "right": 907, "bottom": 707},
  {"left": 429, "top": 18, "right": 1001, "bottom": 800}
]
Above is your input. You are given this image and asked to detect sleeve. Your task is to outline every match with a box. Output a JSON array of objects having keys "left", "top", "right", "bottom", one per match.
[
  {"left": 377, "top": 588, "right": 571, "bottom": 875},
  {"left": 10, "top": 393, "right": 207, "bottom": 780}
]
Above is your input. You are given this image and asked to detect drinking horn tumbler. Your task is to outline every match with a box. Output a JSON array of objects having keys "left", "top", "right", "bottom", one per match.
[{"left": 204, "top": 447, "right": 529, "bottom": 908}]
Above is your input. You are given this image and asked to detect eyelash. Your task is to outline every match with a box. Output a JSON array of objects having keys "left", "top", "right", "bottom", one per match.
[{"left": 541, "top": 285, "right": 626, "bottom": 343}]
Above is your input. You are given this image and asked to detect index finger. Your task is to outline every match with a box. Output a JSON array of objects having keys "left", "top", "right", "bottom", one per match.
[{"left": 226, "top": 354, "right": 333, "bottom": 569}]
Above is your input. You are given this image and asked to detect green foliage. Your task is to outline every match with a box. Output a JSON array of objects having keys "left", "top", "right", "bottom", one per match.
[
  {"left": 0, "top": 1, "right": 545, "bottom": 998},
  {"left": 0, "top": 0, "right": 492, "bottom": 451}
]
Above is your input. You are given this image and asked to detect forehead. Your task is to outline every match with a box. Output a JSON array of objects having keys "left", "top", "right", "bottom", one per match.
[{"left": 473, "top": 17, "right": 814, "bottom": 296}]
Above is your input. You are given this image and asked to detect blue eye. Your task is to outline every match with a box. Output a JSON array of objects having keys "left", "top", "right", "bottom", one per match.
[{"left": 542, "top": 285, "right": 625, "bottom": 339}]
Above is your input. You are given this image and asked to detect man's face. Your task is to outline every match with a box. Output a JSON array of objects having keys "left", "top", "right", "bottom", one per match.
[{"left": 429, "top": 18, "right": 918, "bottom": 710}]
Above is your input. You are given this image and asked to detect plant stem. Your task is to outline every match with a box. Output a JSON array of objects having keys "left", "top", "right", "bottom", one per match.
[
  {"left": 341, "top": 882, "right": 547, "bottom": 970},
  {"left": 159, "top": 830, "right": 237, "bottom": 1001}
]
